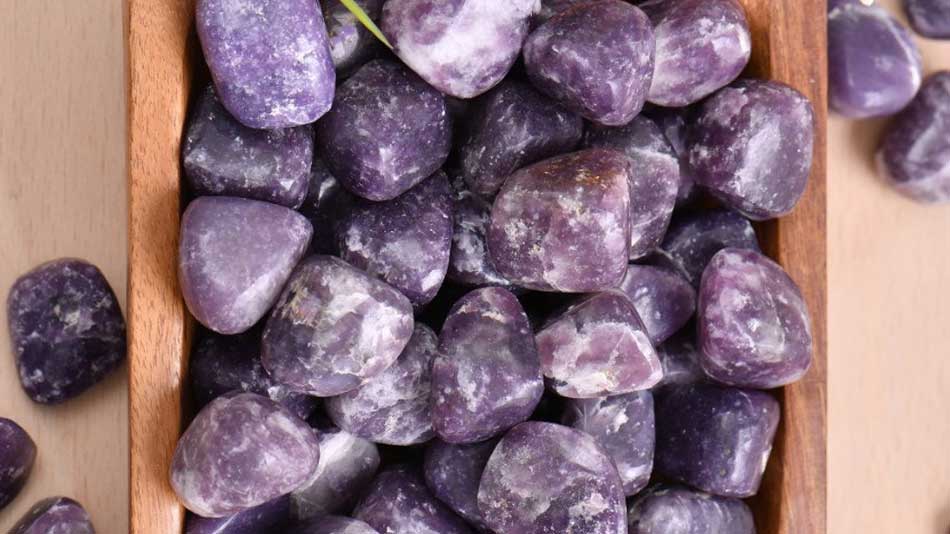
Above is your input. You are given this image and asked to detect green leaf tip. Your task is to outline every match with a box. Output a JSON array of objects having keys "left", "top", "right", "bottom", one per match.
[{"left": 340, "top": 0, "right": 394, "bottom": 50}]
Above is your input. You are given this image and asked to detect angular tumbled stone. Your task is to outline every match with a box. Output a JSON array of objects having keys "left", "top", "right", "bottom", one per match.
[
  {"left": 487, "top": 149, "right": 631, "bottom": 292},
  {"left": 447, "top": 179, "right": 513, "bottom": 288},
  {"left": 299, "top": 159, "right": 353, "bottom": 255},
  {"left": 618, "top": 264, "right": 696, "bottom": 345},
  {"left": 655, "top": 328, "right": 706, "bottom": 387},
  {"left": 627, "top": 485, "right": 755, "bottom": 534},
  {"left": 658, "top": 209, "right": 760, "bottom": 287},
  {"left": 262, "top": 255, "right": 414, "bottom": 397},
  {"left": 0, "top": 418, "right": 36, "bottom": 510},
  {"left": 291, "top": 427, "right": 380, "bottom": 520},
  {"left": 423, "top": 438, "right": 498, "bottom": 531},
  {"left": 354, "top": 467, "right": 473, "bottom": 534},
  {"left": 432, "top": 287, "right": 544, "bottom": 443},
  {"left": 185, "top": 495, "right": 291, "bottom": 534},
  {"left": 289, "top": 516, "right": 380, "bottom": 534},
  {"left": 324, "top": 0, "right": 383, "bottom": 75},
  {"left": 643, "top": 104, "right": 700, "bottom": 207},
  {"left": 7, "top": 258, "right": 126, "bottom": 404},
  {"left": 904, "top": 0, "right": 950, "bottom": 38},
  {"left": 10, "top": 497, "right": 94, "bottom": 534}
]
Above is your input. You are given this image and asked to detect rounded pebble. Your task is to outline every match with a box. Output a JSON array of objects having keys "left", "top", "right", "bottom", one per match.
[
  {"left": 289, "top": 516, "right": 380, "bottom": 534},
  {"left": 291, "top": 428, "right": 380, "bottom": 520},
  {"left": 185, "top": 495, "right": 291, "bottom": 534},
  {"left": 447, "top": 179, "right": 514, "bottom": 288},
  {"left": 10, "top": 497, "right": 94, "bottom": 534},
  {"left": 618, "top": 264, "right": 696, "bottom": 345},
  {"left": 627, "top": 484, "right": 755, "bottom": 534},
  {"left": 324, "top": 0, "right": 383, "bottom": 75},
  {"left": 655, "top": 328, "right": 706, "bottom": 387},
  {"left": 658, "top": 209, "right": 760, "bottom": 287},
  {"left": 904, "top": 0, "right": 950, "bottom": 38},
  {"left": 354, "top": 467, "right": 474, "bottom": 534},
  {"left": 0, "top": 418, "right": 36, "bottom": 510},
  {"left": 423, "top": 438, "right": 498, "bottom": 531}
]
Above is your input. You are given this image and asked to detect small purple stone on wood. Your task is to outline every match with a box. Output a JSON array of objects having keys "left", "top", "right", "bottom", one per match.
[
  {"left": 291, "top": 428, "right": 380, "bottom": 520},
  {"left": 659, "top": 209, "right": 760, "bottom": 287},
  {"left": 354, "top": 467, "right": 474, "bottom": 534},
  {"left": 655, "top": 328, "right": 706, "bottom": 387},
  {"left": 423, "top": 438, "right": 498, "bottom": 531},
  {"left": 10, "top": 497, "right": 94, "bottom": 534},
  {"left": 323, "top": 0, "right": 383, "bottom": 75},
  {"left": 0, "top": 418, "right": 36, "bottom": 510},
  {"left": 627, "top": 485, "right": 755, "bottom": 534},
  {"left": 289, "top": 516, "right": 380, "bottom": 534},
  {"left": 447, "top": 179, "right": 514, "bottom": 288},
  {"left": 185, "top": 495, "right": 291, "bottom": 534},
  {"left": 904, "top": 0, "right": 950, "bottom": 38},
  {"left": 618, "top": 264, "right": 696, "bottom": 345}
]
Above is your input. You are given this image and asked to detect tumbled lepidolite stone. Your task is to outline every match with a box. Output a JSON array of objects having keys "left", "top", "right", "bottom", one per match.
[
  {"left": 447, "top": 179, "right": 513, "bottom": 288},
  {"left": 7, "top": 258, "right": 126, "bottom": 404},
  {"left": 655, "top": 328, "right": 706, "bottom": 387},
  {"left": 432, "top": 287, "right": 544, "bottom": 443},
  {"left": 643, "top": 104, "right": 700, "bottom": 207},
  {"left": 658, "top": 209, "right": 760, "bottom": 287},
  {"left": 262, "top": 255, "right": 414, "bottom": 397},
  {"left": 654, "top": 384, "right": 779, "bottom": 498},
  {"left": 525, "top": 1, "right": 655, "bottom": 126},
  {"left": 534, "top": 0, "right": 586, "bottom": 26},
  {"left": 316, "top": 60, "right": 451, "bottom": 202},
  {"left": 291, "top": 427, "right": 380, "bottom": 520},
  {"left": 698, "top": 248, "right": 812, "bottom": 388},
  {"left": 10, "top": 497, "right": 94, "bottom": 534},
  {"left": 323, "top": 0, "right": 383, "bottom": 75},
  {"left": 618, "top": 264, "right": 696, "bottom": 345},
  {"left": 289, "top": 516, "right": 380, "bottom": 534},
  {"left": 627, "top": 485, "right": 755, "bottom": 534},
  {"left": 487, "top": 149, "right": 631, "bottom": 292},
  {"left": 299, "top": 159, "right": 353, "bottom": 255},
  {"left": 186, "top": 496, "right": 291, "bottom": 534},
  {"left": 904, "top": 0, "right": 950, "bottom": 38},
  {"left": 354, "top": 467, "right": 473, "bottom": 534},
  {"left": 171, "top": 392, "right": 320, "bottom": 517},
  {"left": 563, "top": 392, "right": 655, "bottom": 496},
  {"left": 0, "top": 418, "right": 35, "bottom": 510},
  {"left": 423, "top": 438, "right": 498, "bottom": 531},
  {"left": 478, "top": 422, "right": 626, "bottom": 534}
]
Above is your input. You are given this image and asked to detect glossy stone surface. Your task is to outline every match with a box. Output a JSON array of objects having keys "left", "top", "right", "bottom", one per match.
[
  {"left": 185, "top": 495, "right": 291, "bottom": 534},
  {"left": 654, "top": 384, "right": 779, "bottom": 498},
  {"left": 627, "top": 485, "right": 755, "bottom": 534},
  {"left": 447, "top": 179, "right": 513, "bottom": 288},
  {"left": 316, "top": 60, "right": 451, "bottom": 201},
  {"left": 689, "top": 79, "right": 815, "bottom": 220},
  {"left": 354, "top": 467, "right": 473, "bottom": 534},
  {"left": 487, "top": 149, "right": 631, "bottom": 292},
  {"left": 0, "top": 418, "right": 35, "bottom": 510},
  {"left": 171, "top": 392, "right": 320, "bottom": 517},
  {"left": 299, "top": 159, "right": 353, "bottom": 255},
  {"left": 524, "top": 0, "right": 655, "bottom": 126},
  {"left": 7, "top": 258, "right": 126, "bottom": 404},
  {"left": 698, "top": 248, "right": 813, "bottom": 388},
  {"left": 10, "top": 497, "right": 94, "bottom": 534},
  {"left": 643, "top": 105, "right": 700, "bottom": 207},
  {"left": 563, "top": 392, "right": 655, "bottom": 496},
  {"left": 291, "top": 428, "right": 380, "bottom": 520},
  {"left": 423, "top": 438, "right": 498, "bottom": 530},
  {"left": 656, "top": 329, "right": 706, "bottom": 387},
  {"left": 262, "top": 255, "right": 414, "bottom": 397},
  {"left": 659, "top": 209, "right": 760, "bottom": 287},
  {"left": 179, "top": 196, "right": 312, "bottom": 335},
  {"left": 432, "top": 287, "right": 543, "bottom": 443},
  {"left": 381, "top": 0, "right": 538, "bottom": 98},
  {"left": 289, "top": 516, "right": 380, "bottom": 534},
  {"left": 618, "top": 264, "right": 696, "bottom": 345},
  {"left": 324, "top": 0, "right": 383, "bottom": 74},
  {"left": 904, "top": 0, "right": 950, "bottom": 38},
  {"left": 477, "top": 421, "right": 626, "bottom": 534},
  {"left": 197, "top": 0, "right": 335, "bottom": 129}
]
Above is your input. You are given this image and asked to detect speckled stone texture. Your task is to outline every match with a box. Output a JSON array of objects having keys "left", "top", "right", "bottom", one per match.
[
  {"left": 659, "top": 209, "right": 760, "bottom": 287},
  {"left": 877, "top": 71, "right": 950, "bottom": 203},
  {"left": 487, "top": 149, "right": 632, "bottom": 292},
  {"left": 477, "top": 421, "right": 626, "bottom": 534},
  {"left": 0, "top": 418, "right": 35, "bottom": 510},
  {"left": 7, "top": 258, "right": 126, "bottom": 404},
  {"left": 291, "top": 428, "right": 380, "bottom": 520},
  {"left": 197, "top": 0, "right": 335, "bottom": 129},
  {"left": 656, "top": 328, "right": 706, "bottom": 387},
  {"left": 336, "top": 172, "right": 452, "bottom": 308},
  {"left": 323, "top": 0, "right": 383, "bottom": 75},
  {"left": 423, "top": 438, "right": 498, "bottom": 531},
  {"left": 643, "top": 105, "right": 700, "bottom": 207},
  {"left": 627, "top": 485, "right": 755, "bottom": 534},
  {"left": 432, "top": 287, "right": 544, "bottom": 443},
  {"left": 689, "top": 79, "right": 815, "bottom": 220},
  {"left": 262, "top": 255, "right": 414, "bottom": 397},
  {"left": 459, "top": 81, "right": 582, "bottom": 198},
  {"left": 381, "top": 0, "right": 539, "bottom": 98},
  {"left": 326, "top": 325, "right": 437, "bottom": 445},
  {"left": 289, "top": 516, "right": 380, "bottom": 534},
  {"left": 447, "top": 179, "right": 513, "bottom": 288},
  {"left": 525, "top": 1, "right": 655, "bottom": 126},
  {"left": 185, "top": 495, "right": 291, "bottom": 534},
  {"left": 618, "top": 264, "right": 696, "bottom": 345},
  {"left": 10, "top": 497, "right": 94, "bottom": 534},
  {"left": 828, "top": 1, "right": 922, "bottom": 118},
  {"left": 354, "top": 467, "right": 474, "bottom": 534},
  {"left": 904, "top": 0, "right": 950, "bottom": 38},
  {"left": 563, "top": 392, "right": 655, "bottom": 496},
  {"left": 654, "top": 384, "right": 779, "bottom": 498},
  {"left": 171, "top": 392, "right": 320, "bottom": 517},
  {"left": 534, "top": 0, "right": 586, "bottom": 25},
  {"left": 299, "top": 159, "right": 353, "bottom": 255},
  {"left": 179, "top": 196, "right": 312, "bottom": 335},
  {"left": 316, "top": 60, "right": 451, "bottom": 201}
]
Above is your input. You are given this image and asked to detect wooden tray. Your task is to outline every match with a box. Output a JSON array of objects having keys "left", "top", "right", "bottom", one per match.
[{"left": 127, "top": 1, "right": 827, "bottom": 532}]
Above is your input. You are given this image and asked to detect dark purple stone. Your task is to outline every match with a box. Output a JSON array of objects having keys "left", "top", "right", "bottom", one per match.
[
  {"left": 10, "top": 497, "right": 94, "bottom": 534},
  {"left": 323, "top": 0, "right": 383, "bottom": 75},
  {"left": 354, "top": 467, "right": 473, "bottom": 534},
  {"left": 289, "top": 516, "right": 380, "bottom": 534},
  {"left": 423, "top": 438, "right": 498, "bottom": 531},
  {"left": 618, "top": 264, "right": 696, "bottom": 345},
  {"left": 299, "top": 159, "right": 353, "bottom": 255},
  {"left": 655, "top": 328, "right": 706, "bottom": 387},
  {"left": 0, "top": 418, "right": 35, "bottom": 510},
  {"left": 185, "top": 495, "right": 291, "bottom": 534},
  {"left": 643, "top": 105, "right": 700, "bottom": 207},
  {"left": 7, "top": 258, "right": 126, "bottom": 404},
  {"left": 904, "top": 0, "right": 950, "bottom": 38},
  {"left": 658, "top": 209, "right": 760, "bottom": 287},
  {"left": 291, "top": 428, "right": 380, "bottom": 520},
  {"left": 447, "top": 179, "right": 514, "bottom": 288},
  {"left": 627, "top": 485, "right": 755, "bottom": 534}
]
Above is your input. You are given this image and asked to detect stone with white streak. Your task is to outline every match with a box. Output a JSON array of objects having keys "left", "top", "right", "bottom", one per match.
[
  {"left": 643, "top": 104, "right": 701, "bottom": 207},
  {"left": 534, "top": 0, "right": 587, "bottom": 26},
  {"left": 658, "top": 209, "right": 760, "bottom": 287},
  {"left": 447, "top": 179, "right": 514, "bottom": 288},
  {"left": 655, "top": 328, "right": 706, "bottom": 388},
  {"left": 627, "top": 485, "right": 755, "bottom": 534},
  {"left": 904, "top": 0, "right": 950, "bottom": 38},
  {"left": 0, "top": 418, "right": 36, "bottom": 510},
  {"left": 10, "top": 497, "right": 95, "bottom": 534},
  {"left": 291, "top": 428, "right": 380, "bottom": 520},
  {"left": 423, "top": 438, "right": 498, "bottom": 531},
  {"left": 618, "top": 264, "right": 696, "bottom": 345},
  {"left": 354, "top": 467, "right": 474, "bottom": 534},
  {"left": 289, "top": 516, "right": 380, "bottom": 534},
  {"left": 323, "top": 0, "right": 383, "bottom": 75},
  {"left": 185, "top": 495, "right": 291, "bottom": 534}
]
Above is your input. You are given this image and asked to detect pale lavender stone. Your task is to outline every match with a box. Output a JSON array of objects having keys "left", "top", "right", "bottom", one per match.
[
  {"left": 656, "top": 328, "right": 706, "bottom": 387},
  {"left": 447, "top": 179, "right": 513, "bottom": 288},
  {"left": 689, "top": 79, "right": 815, "bottom": 220},
  {"left": 524, "top": 0, "right": 655, "bottom": 126},
  {"left": 618, "top": 264, "right": 696, "bottom": 345},
  {"left": 877, "top": 71, "right": 950, "bottom": 203},
  {"left": 316, "top": 60, "right": 451, "bottom": 201},
  {"left": 904, "top": 0, "right": 950, "bottom": 38},
  {"left": 627, "top": 485, "right": 755, "bottom": 534},
  {"left": 562, "top": 392, "right": 655, "bottom": 496},
  {"left": 179, "top": 196, "right": 312, "bottom": 335},
  {"left": 487, "top": 149, "right": 632, "bottom": 292},
  {"left": 10, "top": 497, "right": 94, "bottom": 534},
  {"left": 262, "top": 256, "right": 414, "bottom": 397},
  {"left": 381, "top": 0, "right": 539, "bottom": 98},
  {"left": 291, "top": 428, "right": 380, "bottom": 520},
  {"left": 477, "top": 421, "right": 626, "bottom": 534},
  {"left": 423, "top": 438, "right": 498, "bottom": 531},
  {"left": 299, "top": 159, "right": 353, "bottom": 255},
  {"left": 643, "top": 104, "right": 700, "bottom": 207},
  {"left": 185, "top": 495, "right": 291, "bottom": 534},
  {"left": 354, "top": 467, "right": 473, "bottom": 534},
  {"left": 323, "top": 0, "right": 383, "bottom": 74},
  {"left": 654, "top": 384, "right": 779, "bottom": 498},
  {"left": 197, "top": 0, "right": 335, "bottom": 129},
  {"left": 698, "top": 248, "right": 812, "bottom": 389},
  {"left": 659, "top": 209, "right": 760, "bottom": 287},
  {"left": 326, "top": 325, "right": 437, "bottom": 445},
  {"left": 289, "top": 516, "right": 380, "bottom": 534},
  {"left": 536, "top": 291, "right": 662, "bottom": 398},
  {"left": 171, "top": 392, "right": 321, "bottom": 517},
  {"left": 0, "top": 418, "right": 35, "bottom": 510},
  {"left": 7, "top": 258, "right": 126, "bottom": 404},
  {"left": 432, "top": 287, "right": 544, "bottom": 443}
]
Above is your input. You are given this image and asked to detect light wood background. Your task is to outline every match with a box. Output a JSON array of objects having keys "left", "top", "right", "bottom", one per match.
[{"left": 0, "top": 0, "right": 948, "bottom": 533}]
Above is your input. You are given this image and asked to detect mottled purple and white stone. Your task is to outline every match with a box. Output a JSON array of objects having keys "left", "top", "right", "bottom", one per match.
[
  {"left": 487, "top": 149, "right": 632, "bottom": 292},
  {"left": 354, "top": 467, "right": 474, "bottom": 534},
  {"left": 179, "top": 196, "right": 312, "bottom": 335},
  {"left": 262, "top": 255, "right": 414, "bottom": 397},
  {"left": 562, "top": 392, "right": 655, "bottom": 496},
  {"left": 196, "top": 0, "right": 335, "bottom": 129},
  {"left": 447, "top": 179, "right": 513, "bottom": 288},
  {"left": 534, "top": 0, "right": 586, "bottom": 26},
  {"left": 7, "top": 258, "right": 126, "bottom": 404},
  {"left": 336, "top": 172, "right": 452, "bottom": 308},
  {"left": 171, "top": 392, "right": 321, "bottom": 517},
  {"left": 659, "top": 209, "right": 760, "bottom": 287},
  {"left": 323, "top": 0, "right": 383, "bottom": 75},
  {"left": 423, "top": 438, "right": 498, "bottom": 531},
  {"left": 877, "top": 71, "right": 950, "bottom": 203},
  {"left": 289, "top": 516, "right": 381, "bottom": 534},
  {"left": 477, "top": 421, "right": 626, "bottom": 534},
  {"left": 432, "top": 287, "right": 544, "bottom": 443},
  {"left": 655, "top": 328, "right": 706, "bottom": 387},
  {"left": 9, "top": 497, "right": 94, "bottom": 534},
  {"left": 185, "top": 495, "right": 291, "bottom": 534},
  {"left": 643, "top": 104, "right": 700, "bottom": 207},
  {"left": 299, "top": 159, "right": 353, "bottom": 255},
  {"left": 904, "top": 0, "right": 950, "bottom": 38},
  {"left": 627, "top": 485, "right": 755, "bottom": 534},
  {"left": 291, "top": 428, "right": 380, "bottom": 520},
  {"left": 381, "top": 0, "right": 539, "bottom": 98},
  {"left": 654, "top": 384, "right": 779, "bottom": 498},
  {"left": 0, "top": 418, "right": 35, "bottom": 510},
  {"left": 618, "top": 264, "right": 696, "bottom": 345},
  {"left": 525, "top": 1, "right": 655, "bottom": 126}
]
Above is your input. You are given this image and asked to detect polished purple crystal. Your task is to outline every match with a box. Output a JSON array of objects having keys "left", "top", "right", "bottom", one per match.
[
  {"left": 655, "top": 328, "right": 706, "bottom": 387},
  {"left": 643, "top": 105, "right": 700, "bottom": 207},
  {"left": 618, "top": 264, "right": 696, "bottom": 345},
  {"left": 10, "top": 497, "right": 94, "bottom": 534},
  {"left": 354, "top": 467, "right": 473, "bottom": 534},
  {"left": 447, "top": 179, "right": 513, "bottom": 288},
  {"left": 904, "top": 0, "right": 950, "bottom": 38},
  {"left": 323, "top": 0, "right": 383, "bottom": 75},
  {"left": 423, "top": 438, "right": 498, "bottom": 531},
  {"left": 299, "top": 159, "right": 353, "bottom": 255},
  {"left": 659, "top": 209, "right": 760, "bottom": 287},
  {"left": 289, "top": 516, "right": 380, "bottom": 534},
  {"left": 185, "top": 495, "right": 291, "bottom": 534},
  {"left": 291, "top": 428, "right": 380, "bottom": 520},
  {"left": 0, "top": 418, "right": 35, "bottom": 510},
  {"left": 627, "top": 485, "right": 755, "bottom": 534}
]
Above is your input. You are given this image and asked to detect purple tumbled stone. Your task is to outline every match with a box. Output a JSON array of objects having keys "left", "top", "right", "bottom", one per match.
[
  {"left": 477, "top": 421, "right": 626, "bottom": 534},
  {"left": 7, "top": 258, "right": 126, "bottom": 404},
  {"left": 698, "top": 248, "right": 812, "bottom": 389},
  {"left": 618, "top": 264, "right": 696, "bottom": 345},
  {"left": 10, "top": 497, "right": 94, "bottom": 534},
  {"left": 316, "top": 60, "right": 451, "bottom": 201},
  {"left": 171, "top": 392, "right": 320, "bottom": 517},
  {"left": 289, "top": 516, "right": 380, "bottom": 534},
  {"left": 627, "top": 485, "right": 755, "bottom": 534},
  {"left": 262, "top": 256, "right": 414, "bottom": 397},
  {"left": 354, "top": 467, "right": 474, "bottom": 534},
  {"left": 534, "top": 0, "right": 586, "bottom": 26},
  {"left": 179, "top": 196, "right": 312, "bottom": 335},
  {"left": 655, "top": 328, "right": 706, "bottom": 387},
  {"left": 654, "top": 384, "right": 779, "bottom": 498},
  {"left": 432, "top": 287, "right": 544, "bottom": 443},
  {"left": 904, "top": 0, "right": 950, "bottom": 38},
  {"left": 643, "top": 105, "right": 700, "bottom": 207},
  {"left": 659, "top": 209, "right": 760, "bottom": 287},
  {"left": 299, "top": 159, "right": 353, "bottom": 255},
  {"left": 423, "top": 438, "right": 498, "bottom": 531},
  {"left": 877, "top": 71, "right": 950, "bottom": 203},
  {"left": 185, "top": 495, "right": 291, "bottom": 534},
  {"left": 323, "top": 0, "right": 383, "bottom": 75},
  {"left": 524, "top": 1, "right": 655, "bottom": 126},
  {"left": 291, "top": 427, "right": 380, "bottom": 520},
  {"left": 487, "top": 149, "right": 632, "bottom": 292},
  {"left": 0, "top": 418, "right": 35, "bottom": 510},
  {"left": 536, "top": 291, "right": 662, "bottom": 398},
  {"left": 447, "top": 179, "right": 513, "bottom": 288},
  {"left": 562, "top": 392, "right": 655, "bottom": 496}
]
